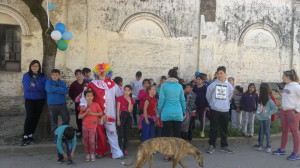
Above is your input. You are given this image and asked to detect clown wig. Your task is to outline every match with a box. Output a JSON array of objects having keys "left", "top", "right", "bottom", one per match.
[{"left": 93, "top": 63, "right": 113, "bottom": 79}]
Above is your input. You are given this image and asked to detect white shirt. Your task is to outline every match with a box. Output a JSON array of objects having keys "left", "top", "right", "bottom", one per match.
[
  {"left": 282, "top": 82, "right": 300, "bottom": 112},
  {"left": 130, "top": 79, "right": 143, "bottom": 100}
]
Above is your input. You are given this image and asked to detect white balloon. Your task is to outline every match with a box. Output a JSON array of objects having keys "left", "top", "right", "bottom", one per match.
[{"left": 51, "top": 30, "right": 62, "bottom": 40}]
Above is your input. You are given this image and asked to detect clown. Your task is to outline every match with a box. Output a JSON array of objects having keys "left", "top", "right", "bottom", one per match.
[{"left": 80, "top": 63, "right": 124, "bottom": 159}]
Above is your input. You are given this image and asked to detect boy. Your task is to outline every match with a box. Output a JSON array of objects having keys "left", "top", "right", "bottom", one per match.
[
  {"left": 206, "top": 66, "right": 234, "bottom": 154},
  {"left": 82, "top": 67, "right": 93, "bottom": 83},
  {"left": 114, "top": 76, "right": 124, "bottom": 93},
  {"left": 194, "top": 74, "right": 210, "bottom": 138},
  {"left": 54, "top": 125, "right": 76, "bottom": 165},
  {"left": 130, "top": 71, "right": 143, "bottom": 126},
  {"left": 181, "top": 83, "right": 197, "bottom": 141},
  {"left": 69, "top": 69, "right": 88, "bottom": 137},
  {"left": 46, "top": 69, "right": 70, "bottom": 134}
]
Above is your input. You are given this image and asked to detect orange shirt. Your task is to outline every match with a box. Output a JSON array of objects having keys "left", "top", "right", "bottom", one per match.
[{"left": 79, "top": 102, "right": 102, "bottom": 128}]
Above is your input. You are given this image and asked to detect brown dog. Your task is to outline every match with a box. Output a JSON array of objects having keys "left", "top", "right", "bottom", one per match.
[{"left": 122, "top": 137, "right": 204, "bottom": 168}]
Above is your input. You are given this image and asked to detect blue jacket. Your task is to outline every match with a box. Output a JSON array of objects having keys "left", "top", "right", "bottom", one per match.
[
  {"left": 22, "top": 72, "right": 47, "bottom": 99},
  {"left": 158, "top": 78, "right": 186, "bottom": 121},
  {"left": 45, "top": 79, "right": 68, "bottom": 105},
  {"left": 256, "top": 98, "right": 278, "bottom": 120}
]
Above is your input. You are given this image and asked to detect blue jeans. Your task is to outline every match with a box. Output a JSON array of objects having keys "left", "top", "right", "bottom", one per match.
[
  {"left": 55, "top": 135, "right": 72, "bottom": 159},
  {"left": 141, "top": 118, "right": 155, "bottom": 142},
  {"left": 259, "top": 119, "right": 271, "bottom": 148}
]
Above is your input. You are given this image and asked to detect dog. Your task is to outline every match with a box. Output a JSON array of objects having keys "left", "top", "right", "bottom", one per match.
[{"left": 122, "top": 137, "right": 204, "bottom": 168}]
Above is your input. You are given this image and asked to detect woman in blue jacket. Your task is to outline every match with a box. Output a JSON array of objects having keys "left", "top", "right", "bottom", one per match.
[
  {"left": 19, "top": 60, "right": 47, "bottom": 146},
  {"left": 157, "top": 69, "right": 186, "bottom": 161}
]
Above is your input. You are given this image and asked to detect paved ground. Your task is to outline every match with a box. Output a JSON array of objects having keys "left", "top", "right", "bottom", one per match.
[{"left": 1, "top": 136, "right": 300, "bottom": 168}]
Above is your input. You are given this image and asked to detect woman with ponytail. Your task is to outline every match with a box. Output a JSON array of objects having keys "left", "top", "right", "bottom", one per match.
[{"left": 273, "top": 69, "right": 300, "bottom": 161}]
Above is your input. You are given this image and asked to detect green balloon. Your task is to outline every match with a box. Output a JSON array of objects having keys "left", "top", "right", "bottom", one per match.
[{"left": 57, "top": 39, "right": 68, "bottom": 51}]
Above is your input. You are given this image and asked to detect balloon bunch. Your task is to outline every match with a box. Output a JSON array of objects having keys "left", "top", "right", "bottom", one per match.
[{"left": 50, "top": 23, "right": 73, "bottom": 51}]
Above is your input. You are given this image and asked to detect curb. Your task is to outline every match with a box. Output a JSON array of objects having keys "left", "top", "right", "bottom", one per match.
[{"left": 0, "top": 133, "right": 282, "bottom": 156}]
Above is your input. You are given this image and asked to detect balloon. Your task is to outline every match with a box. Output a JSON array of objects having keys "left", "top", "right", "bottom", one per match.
[
  {"left": 50, "top": 30, "right": 62, "bottom": 40},
  {"left": 62, "top": 31, "right": 73, "bottom": 40},
  {"left": 65, "top": 40, "right": 72, "bottom": 43},
  {"left": 55, "top": 23, "right": 66, "bottom": 33},
  {"left": 57, "top": 39, "right": 68, "bottom": 51},
  {"left": 195, "top": 71, "right": 201, "bottom": 76}
]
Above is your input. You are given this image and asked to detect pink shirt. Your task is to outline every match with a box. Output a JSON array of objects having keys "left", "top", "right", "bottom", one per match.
[
  {"left": 117, "top": 96, "right": 135, "bottom": 112},
  {"left": 138, "top": 89, "right": 148, "bottom": 110}
]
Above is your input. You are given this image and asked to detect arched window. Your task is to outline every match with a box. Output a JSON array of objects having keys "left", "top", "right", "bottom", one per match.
[{"left": 0, "top": 24, "right": 21, "bottom": 71}]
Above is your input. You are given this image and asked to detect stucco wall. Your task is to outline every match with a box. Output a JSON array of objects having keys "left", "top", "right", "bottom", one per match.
[{"left": 0, "top": 0, "right": 299, "bottom": 115}]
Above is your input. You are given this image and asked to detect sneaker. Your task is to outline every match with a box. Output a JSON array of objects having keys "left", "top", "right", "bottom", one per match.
[
  {"left": 287, "top": 152, "right": 300, "bottom": 161},
  {"left": 85, "top": 154, "right": 90, "bottom": 162},
  {"left": 242, "top": 132, "right": 249, "bottom": 137},
  {"left": 273, "top": 148, "right": 286, "bottom": 155},
  {"left": 163, "top": 156, "right": 170, "bottom": 162},
  {"left": 117, "top": 155, "right": 125, "bottom": 159},
  {"left": 206, "top": 145, "right": 215, "bottom": 154},
  {"left": 248, "top": 134, "right": 253, "bottom": 137},
  {"left": 123, "top": 150, "right": 129, "bottom": 156},
  {"left": 266, "top": 147, "right": 272, "bottom": 153},
  {"left": 67, "top": 159, "right": 73, "bottom": 165},
  {"left": 253, "top": 144, "right": 260, "bottom": 148},
  {"left": 19, "top": 137, "right": 30, "bottom": 146},
  {"left": 90, "top": 154, "right": 96, "bottom": 162},
  {"left": 257, "top": 146, "right": 263, "bottom": 151},
  {"left": 221, "top": 146, "right": 235, "bottom": 154},
  {"left": 200, "top": 132, "right": 205, "bottom": 138},
  {"left": 57, "top": 158, "right": 64, "bottom": 164},
  {"left": 96, "top": 154, "right": 103, "bottom": 159}
]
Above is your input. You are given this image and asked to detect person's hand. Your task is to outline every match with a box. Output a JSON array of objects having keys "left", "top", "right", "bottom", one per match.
[
  {"left": 70, "top": 151, "right": 75, "bottom": 159},
  {"left": 30, "top": 83, "right": 35, "bottom": 87},
  {"left": 78, "top": 93, "right": 82, "bottom": 97},
  {"left": 237, "top": 109, "right": 241, "bottom": 113},
  {"left": 205, "top": 107, "right": 209, "bottom": 111},
  {"left": 145, "top": 119, "right": 150, "bottom": 125},
  {"left": 63, "top": 153, "right": 68, "bottom": 160},
  {"left": 102, "top": 116, "right": 107, "bottom": 123},
  {"left": 80, "top": 106, "right": 86, "bottom": 111},
  {"left": 156, "top": 115, "right": 160, "bottom": 118},
  {"left": 117, "top": 120, "right": 121, "bottom": 126},
  {"left": 183, "top": 114, "right": 186, "bottom": 120},
  {"left": 88, "top": 111, "right": 94, "bottom": 115}
]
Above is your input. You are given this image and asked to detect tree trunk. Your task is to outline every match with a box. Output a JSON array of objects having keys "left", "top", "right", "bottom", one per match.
[{"left": 22, "top": 0, "right": 57, "bottom": 139}]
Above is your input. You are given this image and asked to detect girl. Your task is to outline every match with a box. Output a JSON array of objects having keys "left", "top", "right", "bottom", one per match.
[
  {"left": 231, "top": 86, "right": 243, "bottom": 130},
  {"left": 138, "top": 79, "right": 151, "bottom": 115},
  {"left": 256, "top": 86, "right": 278, "bottom": 153},
  {"left": 78, "top": 90, "right": 103, "bottom": 162},
  {"left": 273, "top": 69, "right": 300, "bottom": 160},
  {"left": 116, "top": 85, "right": 134, "bottom": 156},
  {"left": 141, "top": 85, "right": 157, "bottom": 142},
  {"left": 20, "top": 60, "right": 47, "bottom": 146},
  {"left": 241, "top": 83, "right": 258, "bottom": 137}
]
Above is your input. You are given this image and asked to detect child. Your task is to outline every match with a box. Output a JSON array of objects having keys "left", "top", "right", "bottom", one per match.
[
  {"left": 241, "top": 83, "right": 258, "bottom": 137},
  {"left": 82, "top": 67, "right": 93, "bottom": 83},
  {"left": 231, "top": 86, "right": 243, "bottom": 130},
  {"left": 78, "top": 90, "right": 103, "bottom": 161},
  {"left": 45, "top": 69, "right": 70, "bottom": 134},
  {"left": 138, "top": 79, "right": 151, "bottom": 115},
  {"left": 194, "top": 74, "right": 209, "bottom": 138},
  {"left": 54, "top": 125, "right": 76, "bottom": 165},
  {"left": 256, "top": 86, "right": 278, "bottom": 153},
  {"left": 116, "top": 85, "right": 135, "bottom": 156},
  {"left": 130, "top": 71, "right": 143, "bottom": 126},
  {"left": 184, "top": 83, "right": 197, "bottom": 141},
  {"left": 114, "top": 76, "right": 124, "bottom": 93},
  {"left": 69, "top": 69, "right": 88, "bottom": 138},
  {"left": 156, "top": 76, "right": 167, "bottom": 99},
  {"left": 141, "top": 85, "right": 157, "bottom": 142}
]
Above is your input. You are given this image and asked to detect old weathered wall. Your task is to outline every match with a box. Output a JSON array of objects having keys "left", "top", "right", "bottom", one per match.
[
  {"left": 200, "top": 0, "right": 294, "bottom": 85},
  {"left": 1, "top": 0, "right": 300, "bottom": 115}
]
